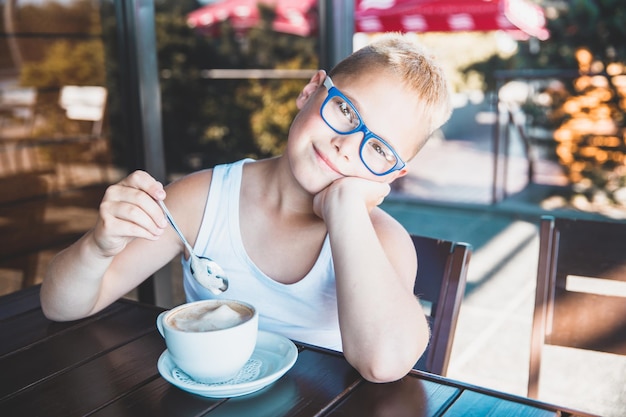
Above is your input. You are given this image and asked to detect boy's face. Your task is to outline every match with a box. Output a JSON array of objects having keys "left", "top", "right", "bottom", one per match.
[{"left": 287, "top": 69, "right": 425, "bottom": 194}]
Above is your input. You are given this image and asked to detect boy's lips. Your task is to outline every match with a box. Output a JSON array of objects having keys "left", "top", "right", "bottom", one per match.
[{"left": 313, "top": 146, "right": 343, "bottom": 175}]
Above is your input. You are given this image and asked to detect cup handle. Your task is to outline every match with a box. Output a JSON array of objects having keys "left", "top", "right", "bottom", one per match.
[{"left": 156, "top": 311, "right": 168, "bottom": 337}]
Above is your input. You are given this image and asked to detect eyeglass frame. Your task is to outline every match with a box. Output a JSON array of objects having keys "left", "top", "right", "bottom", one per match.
[{"left": 320, "top": 75, "right": 406, "bottom": 176}]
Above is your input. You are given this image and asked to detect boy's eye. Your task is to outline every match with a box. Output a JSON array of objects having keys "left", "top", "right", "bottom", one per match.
[
  {"left": 367, "top": 139, "right": 393, "bottom": 162},
  {"left": 338, "top": 101, "right": 358, "bottom": 127},
  {"left": 372, "top": 142, "right": 387, "bottom": 158}
]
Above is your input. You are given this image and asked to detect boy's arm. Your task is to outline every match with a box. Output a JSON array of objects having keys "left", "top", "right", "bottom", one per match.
[
  {"left": 315, "top": 177, "right": 429, "bottom": 383},
  {"left": 40, "top": 171, "right": 182, "bottom": 321}
]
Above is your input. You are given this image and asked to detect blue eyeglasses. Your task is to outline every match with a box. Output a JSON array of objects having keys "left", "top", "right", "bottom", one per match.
[{"left": 320, "top": 76, "right": 405, "bottom": 176}]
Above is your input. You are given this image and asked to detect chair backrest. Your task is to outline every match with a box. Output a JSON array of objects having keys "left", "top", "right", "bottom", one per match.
[
  {"left": 528, "top": 215, "right": 626, "bottom": 398},
  {"left": 411, "top": 234, "right": 471, "bottom": 376}
]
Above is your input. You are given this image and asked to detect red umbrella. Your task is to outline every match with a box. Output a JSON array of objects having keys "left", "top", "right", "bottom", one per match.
[
  {"left": 187, "top": 0, "right": 318, "bottom": 37},
  {"left": 355, "top": 0, "right": 549, "bottom": 40}
]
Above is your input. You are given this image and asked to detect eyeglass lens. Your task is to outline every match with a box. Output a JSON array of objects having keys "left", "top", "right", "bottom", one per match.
[{"left": 321, "top": 95, "right": 398, "bottom": 175}]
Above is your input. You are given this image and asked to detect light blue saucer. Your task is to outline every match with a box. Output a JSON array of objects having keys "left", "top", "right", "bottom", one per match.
[{"left": 158, "top": 331, "right": 298, "bottom": 398}]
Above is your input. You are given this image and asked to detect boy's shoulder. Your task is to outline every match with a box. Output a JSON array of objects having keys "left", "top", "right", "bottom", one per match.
[
  {"left": 166, "top": 169, "right": 214, "bottom": 208},
  {"left": 169, "top": 168, "right": 213, "bottom": 190}
]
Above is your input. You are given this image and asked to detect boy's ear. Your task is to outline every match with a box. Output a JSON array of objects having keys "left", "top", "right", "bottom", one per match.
[
  {"left": 390, "top": 168, "right": 408, "bottom": 182},
  {"left": 296, "top": 70, "right": 327, "bottom": 109}
]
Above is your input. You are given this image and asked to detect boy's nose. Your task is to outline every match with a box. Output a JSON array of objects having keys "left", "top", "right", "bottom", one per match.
[{"left": 330, "top": 132, "right": 362, "bottom": 160}]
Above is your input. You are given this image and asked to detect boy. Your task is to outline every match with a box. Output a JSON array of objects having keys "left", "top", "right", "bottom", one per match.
[{"left": 41, "top": 33, "right": 452, "bottom": 383}]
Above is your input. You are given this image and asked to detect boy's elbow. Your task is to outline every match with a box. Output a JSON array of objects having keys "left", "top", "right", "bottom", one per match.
[
  {"left": 344, "top": 324, "right": 430, "bottom": 383},
  {"left": 40, "top": 287, "right": 65, "bottom": 322},
  {"left": 41, "top": 305, "right": 90, "bottom": 322},
  {"left": 41, "top": 306, "right": 60, "bottom": 322},
  {"left": 347, "top": 340, "right": 428, "bottom": 384},
  {"left": 353, "top": 354, "right": 415, "bottom": 383},
  {"left": 40, "top": 291, "right": 88, "bottom": 322},
  {"left": 40, "top": 299, "right": 69, "bottom": 322}
]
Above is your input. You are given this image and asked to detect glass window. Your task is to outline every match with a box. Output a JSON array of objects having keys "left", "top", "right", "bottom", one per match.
[{"left": 0, "top": 0, "right": 125, "bottom": 295}]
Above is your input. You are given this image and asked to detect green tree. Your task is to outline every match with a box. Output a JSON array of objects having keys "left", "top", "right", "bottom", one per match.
[
  {"left": 462, "top": 1, "right": 626, "bottom": 87},
  {"left": 538, "top": 0, "right": 626, "bottom": 69}
]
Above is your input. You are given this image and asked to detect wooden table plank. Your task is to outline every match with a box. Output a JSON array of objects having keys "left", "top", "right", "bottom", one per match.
[
  {"left": 0, "top": 302, "right": 129, "bottom": 357},
  {"left": 0, "top": 284, "right": 41, "bottom": 320},
  {"left": 442, "top": 390, "right": 559, "bottom": 417},
  {"left": 324, "top": 374, "right": 460, "bottom": 417},
  {"left": 90, "top": 377, "right": 224, "bottom": 417},
  {"left": 92, "top": 347, "right": 361, "bottom": 417},
  {"left": 0, "top": 304, "right": 161, "bottom": 400},
  {"left": 0, "top": 331, "right": 165, "bottom": 417}
]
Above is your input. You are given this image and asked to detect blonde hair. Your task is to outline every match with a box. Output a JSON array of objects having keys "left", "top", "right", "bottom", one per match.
[{"left": 329, "top": 33, "right": 452, "bottom": 150}]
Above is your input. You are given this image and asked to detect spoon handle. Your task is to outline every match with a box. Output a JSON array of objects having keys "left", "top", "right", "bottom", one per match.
[{"left": 157, "top": 200, "right": 195, "bottom": 255}]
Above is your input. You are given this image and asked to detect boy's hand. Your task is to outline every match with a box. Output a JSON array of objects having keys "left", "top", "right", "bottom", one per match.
[
  {"left": 313, "top": 176, "right": 390, "bottom": 221},
  {"left": 92, "top": 170, "right": 168, "bottom": 257}
]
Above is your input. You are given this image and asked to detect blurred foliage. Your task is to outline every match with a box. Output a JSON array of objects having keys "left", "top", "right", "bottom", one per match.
[
  {"left": 549, "top": 52, "right": 626, "bottom": 212},
  {"left": 462, "top": 1, "right": 626, "bottom": 87},
  {"left": 537, "top": 0, "right": 626, "bottom": 69},
  {"left": 21, "top": 40, "right": 105, "bottom": 87}
]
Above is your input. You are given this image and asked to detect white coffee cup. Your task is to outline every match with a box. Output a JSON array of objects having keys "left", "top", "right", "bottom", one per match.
[{"left": 156, "top": 299, "right": 258, "bottom": 383}]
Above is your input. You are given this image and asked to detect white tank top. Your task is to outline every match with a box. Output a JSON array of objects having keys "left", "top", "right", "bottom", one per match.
[{"left": 182, "top": 159, "right": 342, "bottom": 351}]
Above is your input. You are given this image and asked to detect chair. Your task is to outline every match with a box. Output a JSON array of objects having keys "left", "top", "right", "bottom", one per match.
[
  {"left": 528, "top": 215, "right": 626, "bottom": 398},
  {"left": 411, "top": 234, "right": 472, "bottom": 376}
]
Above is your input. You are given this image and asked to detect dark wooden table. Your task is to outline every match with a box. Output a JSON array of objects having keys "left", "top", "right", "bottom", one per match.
[{"left": 0, "top": 285, "right": 596, "bottom": 417}]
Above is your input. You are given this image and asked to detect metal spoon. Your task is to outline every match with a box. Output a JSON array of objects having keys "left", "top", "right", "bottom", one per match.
[{"left": 157, "top": 200, "right": 228, "bottom": 295}]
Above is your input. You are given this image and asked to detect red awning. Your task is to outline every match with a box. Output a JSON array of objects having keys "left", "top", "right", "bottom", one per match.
[
  {"left": 187, "top": 0, "right": 318, "bottom": 37},
  {"left": 355, "top": 0, "right": 549, "bottom": 40}
]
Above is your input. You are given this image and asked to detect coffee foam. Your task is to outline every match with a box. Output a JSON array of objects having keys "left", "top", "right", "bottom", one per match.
[{"left": 169, "top": 303, "right": 252, "bottom": 332}]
